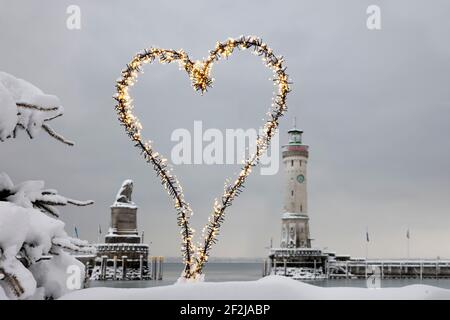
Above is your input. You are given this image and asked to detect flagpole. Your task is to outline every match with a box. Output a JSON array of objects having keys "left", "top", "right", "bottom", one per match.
[
  {"left": 365, "top": 227, "right": 369, "bottom": 260},
  {"left": 407, "top": 228, "right": 410, "bottom": 260},
  {"left": 97, "top": 224, "right": 101, "bottom": 244},
  {"left": 407, "top": 238, "right": 410, "bottom": 260},
  {"left": 366, "top": 240, "right": 368, "bottom": 260}
]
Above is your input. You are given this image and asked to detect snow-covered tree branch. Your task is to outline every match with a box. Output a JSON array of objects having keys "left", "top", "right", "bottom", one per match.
[
  {"left": 0, "top": 71, "right": 92, "bottom": 300},
  {"left": 0, "top": 173, "right": 93, "bottom": 218},
  {"left": 0, "top": 71, "right": 74, "bottom": 146},
  {"left": 0, "top": 173, "right": 94, "bottom": 300}
]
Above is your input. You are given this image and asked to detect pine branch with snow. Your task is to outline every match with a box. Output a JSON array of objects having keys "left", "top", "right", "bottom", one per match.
[
  {"left": 0, "top": 173, "right": 94, "bottom": 300},
  {"left": 0, "top": 71, "right": 74, "bottom": 146},
  {"left": 0, "top": 172, "right": 93, "bottom": 218}
]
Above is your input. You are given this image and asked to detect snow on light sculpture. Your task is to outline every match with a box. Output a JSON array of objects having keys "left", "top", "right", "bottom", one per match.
[{"left": 114, "top": 36, "right": 291, "bottom": 279}]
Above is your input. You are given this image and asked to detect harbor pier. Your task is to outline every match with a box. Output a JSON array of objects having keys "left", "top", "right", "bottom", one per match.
[
  {"left": 265, "top": 124, "right": 450, "bottom": 282},
  {"left": 264, "top": 248, "right": 450, "bottom": 280}
]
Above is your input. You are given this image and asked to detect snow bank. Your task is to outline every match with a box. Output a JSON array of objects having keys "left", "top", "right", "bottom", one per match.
[{"left": 60, "top": 276, "right": 450, "bottom": 300}]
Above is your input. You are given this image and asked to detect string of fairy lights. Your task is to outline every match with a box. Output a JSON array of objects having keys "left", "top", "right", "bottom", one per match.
[{"left": 114, "top": 36, "right": 291, "bottom": 279}]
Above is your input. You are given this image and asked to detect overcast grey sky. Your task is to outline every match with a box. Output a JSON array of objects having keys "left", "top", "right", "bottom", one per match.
[{"left": 1, "top": 0, "right": 450, "bottom": 259}]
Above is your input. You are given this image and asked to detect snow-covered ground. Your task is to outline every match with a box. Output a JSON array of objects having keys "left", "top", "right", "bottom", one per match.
[{"left": 60, "top": 276, "right": 450, "bottom": 300}]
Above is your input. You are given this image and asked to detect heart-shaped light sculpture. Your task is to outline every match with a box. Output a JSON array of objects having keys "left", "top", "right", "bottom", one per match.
[{"left": 114, "top": 36, "right": 290, "bottom": 279}]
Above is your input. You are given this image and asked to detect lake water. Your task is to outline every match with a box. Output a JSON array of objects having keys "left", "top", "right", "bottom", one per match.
[{"left": 88, "top": 262, "right": 450, "bottom": 290}]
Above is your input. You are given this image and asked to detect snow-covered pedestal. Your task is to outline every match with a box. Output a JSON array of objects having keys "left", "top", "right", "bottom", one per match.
[{"left": 92, "top": 180, "right": 150, "bottom": 280}]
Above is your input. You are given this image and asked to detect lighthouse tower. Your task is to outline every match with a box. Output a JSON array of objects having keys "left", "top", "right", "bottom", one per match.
[{"left": 280, "top": 121, "right": 311, "bottom": 248}]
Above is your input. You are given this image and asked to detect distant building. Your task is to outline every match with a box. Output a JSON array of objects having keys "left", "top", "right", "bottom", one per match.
[
  {"left": 268, "top": 123, "right": 328, "bottom": 278},
  {"left": 280, "top": 124, "right": 311, "bottom": 248},
  {"left": 265, "top": 122, "right": 450, "bottom": 280}
]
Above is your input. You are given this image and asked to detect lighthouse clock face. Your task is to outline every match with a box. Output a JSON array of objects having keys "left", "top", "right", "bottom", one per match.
[{"left": 297, "top": 174, "right": 305, "bottom": 183}]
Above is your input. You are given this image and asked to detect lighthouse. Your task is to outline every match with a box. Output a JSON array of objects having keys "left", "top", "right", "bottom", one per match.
[
  {"left": 265, "top": 122, "right": 327, "bottom": 278},
  {"left": 280, "top": 120, "right": 311, "bottom": 248}
]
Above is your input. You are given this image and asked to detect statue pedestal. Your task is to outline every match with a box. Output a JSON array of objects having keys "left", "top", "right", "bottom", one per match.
[{"left": 105, "top": 205, "right": 140, "bottom": 243}]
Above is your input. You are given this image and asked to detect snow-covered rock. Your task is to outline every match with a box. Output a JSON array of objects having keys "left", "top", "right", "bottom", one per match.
[{"left": 60, "top": 276, "right": 450, "bottom": 300}]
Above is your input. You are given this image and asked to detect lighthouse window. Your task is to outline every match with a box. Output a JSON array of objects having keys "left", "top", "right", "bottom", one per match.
[
  {"left": 299, "top": 160, "right": 302, "bottom": 166},
  {"left": 291, "top": 160, "right": 294, "bottom": 167},
  {"left": 291, "top": 190, "right": 294, "bottom": 197},
  {"left": 300, "top": 204, "right": 303, "bottom": 212}
]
